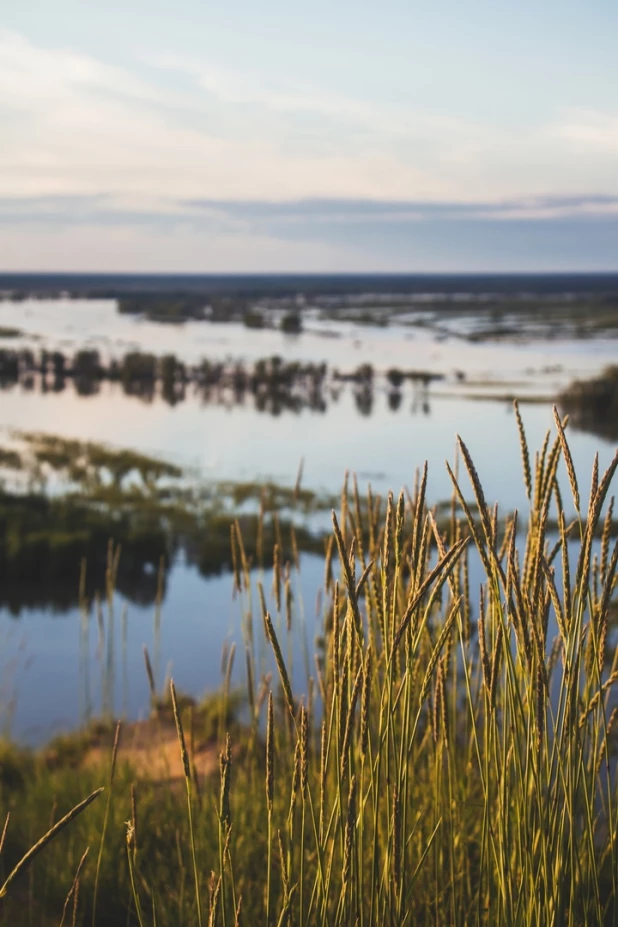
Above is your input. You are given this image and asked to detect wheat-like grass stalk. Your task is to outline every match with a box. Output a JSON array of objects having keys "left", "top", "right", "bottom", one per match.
[
  {"left": 360, "top": 650, "right": 372, "bottom": 761},
  {"left": 552, "top": 405, "right": 579, "bottom": 511},
  {"left": 264, "top": 612, "right": 295, "bottom": 717},
  {"left": 266, "top": 691, "right": 274, "bottom": 812},
  {"left": 342, "top": 775, "right": 357, "bottom": 886},
  {"left": 143, "top": 644, "right": 156, "bottom": 704},
  {"left": 273, "top": 543, "right": 282, "bottom": 613},
  {"left": 0, "top": 812, "right": 9, "bottom": 857},
  {"left": 590, "top": 451, "right": 599, "bottom": 511},
  {"left": 340, "top": 664, "right": 363, "bottom": 780},
  {"left": 391, "top": 784, "right": 401, "bottom": 897},
  {"left": 319, "top": 719, "right": 327, "bottom": 841},
  {"left": 209, "top": 874, "right": 222, "bottom": 927},
  {"left": 171, "top": 679, "right": 202, "bottom": 927},
  {"left": 514, "top": 399, "right": 532, "bottom": 500},
  {"left": 92, "top": 720, "right": 121, "bottom": 926},
  {"left": 59, "top": 846, "right": 89, "bottom": 927},
  {"left": 601, "top": 495, "right": 615, "bottom": 582},
  {"left": 130, "top": 783, "right": 138, "bottom": 858},
  {"left": 220, "top": 734, "right": 232, "bottom": 831},
  {"left": 392, "top": 537, "right": 467, "bottom": 653},
  {"left": 230, "top": 522, "right": 241, "bottom": 596},
  {"left": 266, "top": 690, "right": 274, "bottom": 925},
  {"left": 419, "top": 600, "right": 459, "bottom": 707},
  {"left": 0, "top": 788, "right": 103, "bottom": 900}
]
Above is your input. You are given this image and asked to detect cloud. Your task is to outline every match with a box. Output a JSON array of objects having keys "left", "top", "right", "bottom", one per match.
[
  {"left": 0, "top": 29, "right": 164, "bottom": 108},
  {"left": 0, "top": 28, "right": 443, "bottom": 201},
  {"left": 3, "top": 192, "right": 618, "bottom": 229},
  {"left": 2, "top": 193, "right": 618, "bottom": 273},
  {"left": 548, "top": 109, "right": 618, "bottom": 154},
  {"left": 4, "top": 27, "right": 618, "bottom": 210},
  {"left": 1, "top": 28, "right": 618, "bottom": 271},
  {"left": 183, "top": 194, "right": 618, "bottom": 224},
  {"left": 150, "top": 51, "right": 456, "bottom": 142}
]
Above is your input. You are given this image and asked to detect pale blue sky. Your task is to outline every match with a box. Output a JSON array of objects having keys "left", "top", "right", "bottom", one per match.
[{"left": 1, "top": 1, "right": 618, "bottom": 270}]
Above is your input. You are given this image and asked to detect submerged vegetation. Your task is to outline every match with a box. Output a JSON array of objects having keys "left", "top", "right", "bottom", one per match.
[
  {"left": 0, "top": 433, "right": 332, "bottom": 613},
  {"left": 118, "top": 294, "right": 210, "bottom": 323},
  {"left": 3, "top": 271, "right": 618, "bottom": 341},
  {"left": 0, "top": 410, "right": 618, "bottom": 923},
  {"left": 111, "top": 284, "right": 618, "bottom": 341}
]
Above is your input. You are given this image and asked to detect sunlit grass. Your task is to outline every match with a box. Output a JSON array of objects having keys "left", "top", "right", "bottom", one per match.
[{"left": 0, "top": 403, "right": 617, "bottom": 925}]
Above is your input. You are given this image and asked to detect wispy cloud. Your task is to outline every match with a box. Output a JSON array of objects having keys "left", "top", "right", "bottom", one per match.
[
  {"left": 183, "top": 194, "right": 618, "bottom": 224},
  {"left": 548, "top": 109, "right": 618, "bottom": 154},
  {"left": 3, "top": 193, "right": 618, "bottom": 230},
  {"left": 3, "top": 27, "right": 618, "bottom": 210},
  {"left": 0, "top": 28, "right": 443, "bottom": 200},
  {"left": 1, "top": 21, "right": 618, "bottom": 271},
  {"left": 1, "top": 193, "right": 618, "bottom": 274},
  {"left": 150, "top": 51, "right": 461, "bottom": 142}
]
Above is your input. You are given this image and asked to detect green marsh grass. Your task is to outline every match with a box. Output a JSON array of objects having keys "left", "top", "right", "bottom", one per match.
[{"left": 1, "top": 405, "right": 618, "bottom": 924}]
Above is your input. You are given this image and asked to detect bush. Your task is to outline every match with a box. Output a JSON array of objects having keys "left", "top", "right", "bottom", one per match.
[{"left": 280, "top": 312, "right": 302, "bottom": 334}]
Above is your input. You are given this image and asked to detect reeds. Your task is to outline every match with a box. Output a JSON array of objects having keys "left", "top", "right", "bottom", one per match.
[
  {"left": 248, "top": 409, "right": 618, "bottom": 925},
  {"left": 1, "top": 410, "right": 618, "bottom": 926}
]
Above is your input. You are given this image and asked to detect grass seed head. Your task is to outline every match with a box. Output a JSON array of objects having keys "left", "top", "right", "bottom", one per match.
[
  {"left": 343, "top": 775, "right": 357, "bottom": 885},
  {"left": 266, "top": 692, "right": 274, "bottom": 813},
  {"left": 300, "top": 705, "right": 309, "bottom": 798}
]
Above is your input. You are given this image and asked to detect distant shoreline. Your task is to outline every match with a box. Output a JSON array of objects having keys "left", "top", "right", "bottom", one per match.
[{"left": 2, "top": 270, "right": 618, "bottom": 300}]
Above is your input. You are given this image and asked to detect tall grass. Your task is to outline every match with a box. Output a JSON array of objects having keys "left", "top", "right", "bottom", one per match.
[{"left": 1, "top": 405, "right": 618, "bottom": 925}]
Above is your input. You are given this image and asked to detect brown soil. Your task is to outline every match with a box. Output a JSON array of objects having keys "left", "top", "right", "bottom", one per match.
[{"left": 82, "top": 717, "right": 220, "bottom": 783}]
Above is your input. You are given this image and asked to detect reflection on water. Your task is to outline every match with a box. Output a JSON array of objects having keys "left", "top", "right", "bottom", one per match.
[
  {"left": 0, "top": 346, "right": 444, "bottom": 419},
  {"left": 0, "top": 569, "right": 167, "bottom": 617},
  {"left": 0, "top": 555, "right": 331, "bottom": 745},
  {"left": 0, "top": 381, "right": 613, "bottom": 517}
]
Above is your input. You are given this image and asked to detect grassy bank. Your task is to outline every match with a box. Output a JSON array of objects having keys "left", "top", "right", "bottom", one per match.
[{"left": 1, "top": 406, "right": 618, "bottom": 925}]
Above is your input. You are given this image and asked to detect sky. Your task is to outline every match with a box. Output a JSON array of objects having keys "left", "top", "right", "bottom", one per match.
[{"left": 1, "top": 0, "right": 618, "bottom": 272}]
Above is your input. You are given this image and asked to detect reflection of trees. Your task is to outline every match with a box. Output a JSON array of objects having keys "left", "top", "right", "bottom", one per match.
[
  {"left": 354, "top": 385, "right": 374, "bottom": 416},
  {"left": 388, "top": 390, "right": 402, "bottom": 412},
  {"left": 121, "top": 351, "right": 157, "bottom": 403},
  {"left": 0, "top": 491, "right": 170, "bottom": 615},
  {"left": 0, "top": 569, "right": 169, "bottom": 616},
  {"left": 387, "top": 368, "right": 404, "bottom": 389},
  {"left": 72, "top": 349, "right": 103, "bottom": 380},
  {"left": 160, "top": 354, "right": 188, "bottom": 406},
  {"left": 411, "top": 394, "right": 431, "bottom": 416},
  {"left": 0, "top": 346, "right": 445, "bottom": 419},
  {"left": 75, "top": 376, "right": 101, "bottom": 397},
  {"left": 410, "top": 381, "right": 432, "bottom": 417},
  {"left": 122, "top": 380, "right": 155, "bottom": 403},
  {"left": 162, "top": 379, "right": 186, "bottom": 406},
  {"left": 0, "top": 370, "right": 437, "bottom": 418}
]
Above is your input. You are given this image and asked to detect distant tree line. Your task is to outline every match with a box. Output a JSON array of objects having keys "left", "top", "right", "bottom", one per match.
[{"left": 117, "top": 294, "right": 304, "bottom": 332}]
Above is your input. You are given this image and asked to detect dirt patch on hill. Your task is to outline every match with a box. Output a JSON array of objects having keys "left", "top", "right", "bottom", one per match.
[{"left": 81, "top": 717, "right": 221, "bottom": 783}]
